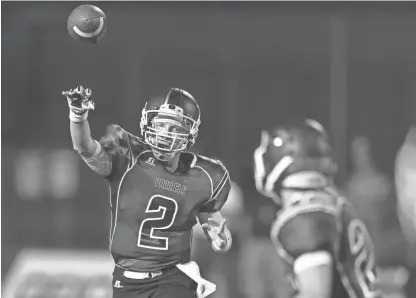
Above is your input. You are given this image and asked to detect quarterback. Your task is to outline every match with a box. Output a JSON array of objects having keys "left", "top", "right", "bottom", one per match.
[
  {"left": 62, "top": 86, "right": 232, "bottom": 298},
  {"left": 253, "top": 119, "right": 382, "bottom": 298}
]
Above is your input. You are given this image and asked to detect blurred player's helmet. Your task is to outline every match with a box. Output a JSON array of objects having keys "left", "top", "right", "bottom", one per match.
[
  {"left": 140, "top": 88, "right": 201, "bottom": 161},
  {"left": 253, "top": 119, "right": 337, "bottom": 203}
]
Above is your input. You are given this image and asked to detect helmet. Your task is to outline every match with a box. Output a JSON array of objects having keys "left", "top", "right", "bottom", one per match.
[
  {"left": 140, "top": 88, "right": 201, "bottom": 161},
  {"left": 253, "top": 119, "right": 337, "bottom": 203}
]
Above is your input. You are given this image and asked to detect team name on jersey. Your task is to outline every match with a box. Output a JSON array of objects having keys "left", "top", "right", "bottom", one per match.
[{"left": 154, "top": 178, "right": 187, "bottom": 196}]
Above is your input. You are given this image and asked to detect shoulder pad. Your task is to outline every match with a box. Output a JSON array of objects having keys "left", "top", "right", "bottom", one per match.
[
  {"left": 193, "top": 155, "right": 229, "bottom": 198},
  {"left": 193, "top": 154, "right": 231, "bottom": 212},
  {"left": 99, "top": 124, "right": 124, "bottom": 152},
  {"left": 99, "top": 124, "right": 149, "bottom": 162},
  {"left": 270, "top": 203, "right": 339, "bottom": 262}
]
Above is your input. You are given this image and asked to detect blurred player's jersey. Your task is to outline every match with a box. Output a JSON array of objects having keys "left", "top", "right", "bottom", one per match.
[
  {"left": 87, "top": 124, "right": 230, "bottom": 271},
  {"left": 270, "top": 188, "right": 381, "bottom": 298}
]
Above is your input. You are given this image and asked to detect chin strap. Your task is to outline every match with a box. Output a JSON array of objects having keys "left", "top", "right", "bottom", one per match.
[{"left": 151, "top": 149, "right": 176, "bottom": 161}]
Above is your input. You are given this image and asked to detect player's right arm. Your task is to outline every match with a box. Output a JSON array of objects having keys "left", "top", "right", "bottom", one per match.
[
  {"left": 63, "top": 85, "right": 112, "bottom": 176},
  {"left": 270, "top": 204, "right": 339, "bottom": 298}
]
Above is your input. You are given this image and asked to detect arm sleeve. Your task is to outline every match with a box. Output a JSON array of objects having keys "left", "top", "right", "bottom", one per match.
[
  {"left": 79, "top": 124, "right": 134, "bottom": 180},
  {"left": 80, "top": 140, "right": 112, "bottom": 176},
  {"left": 199, "top": 164, "right": 231, "bottom": 213}
]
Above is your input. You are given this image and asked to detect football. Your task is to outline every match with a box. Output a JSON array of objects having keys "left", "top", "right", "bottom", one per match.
[{"left": 67, "top": 5, "right": 107, "bottom": 43}]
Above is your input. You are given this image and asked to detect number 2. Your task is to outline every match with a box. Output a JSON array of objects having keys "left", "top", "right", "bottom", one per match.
[
  {"left": 137, "top": 195, "right": 178, "bottom": 250},
  {"left": 348, "top": 219, "right": 377, "bottom": 297}
]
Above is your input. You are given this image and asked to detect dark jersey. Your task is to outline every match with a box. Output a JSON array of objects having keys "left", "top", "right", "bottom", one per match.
[
  {"left": 85, "top": 124, "right": 231, "bottom": 271},
  {"left": 270, "top": 188, "right": 381, "bottom": 298}
]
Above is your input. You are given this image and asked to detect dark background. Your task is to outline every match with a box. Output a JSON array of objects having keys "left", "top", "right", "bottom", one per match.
[{"left": 2, "top": 2, "right": 416, "bottom": 298}]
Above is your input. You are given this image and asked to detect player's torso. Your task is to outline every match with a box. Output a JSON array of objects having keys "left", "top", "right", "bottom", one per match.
[
  {"left": 109, "top": 151, "right": 211, "bottom": 271},
  {"left": 270, "top": 189, "right": 380, "bottom": 298}
]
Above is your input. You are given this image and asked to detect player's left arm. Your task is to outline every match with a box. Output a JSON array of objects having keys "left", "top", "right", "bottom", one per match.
[{"left": 197, "top": 161, "right": 232, "bottom": 253}]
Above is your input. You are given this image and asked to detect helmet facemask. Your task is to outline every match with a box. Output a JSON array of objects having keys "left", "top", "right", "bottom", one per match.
[{"left": 140, "top": 103, "right": 200, "bottom": 161}]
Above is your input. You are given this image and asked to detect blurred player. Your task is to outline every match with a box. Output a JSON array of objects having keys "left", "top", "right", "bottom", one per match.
[
  {"left": 253, "top": 119, "right": 382, "bottom": 298},
  {"left": 62, "top": 86, "right": 232, "bottom": 298}
]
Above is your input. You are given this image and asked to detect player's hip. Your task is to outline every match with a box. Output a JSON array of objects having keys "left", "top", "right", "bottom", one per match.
[{"left": 112, "top": 249, "right": 191, "bottom": 272}]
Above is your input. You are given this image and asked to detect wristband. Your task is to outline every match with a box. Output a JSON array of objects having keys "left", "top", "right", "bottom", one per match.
[{"left": 69, "top": 110, "right": 88, "bottom": 123}]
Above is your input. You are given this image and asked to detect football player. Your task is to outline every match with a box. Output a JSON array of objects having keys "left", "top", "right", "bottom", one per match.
[
  {"left": 253, "top": 119, "right": 382, "bottom": 298},
  {"left": 62, "top": 86, "right": 232, "bottom": 298}
]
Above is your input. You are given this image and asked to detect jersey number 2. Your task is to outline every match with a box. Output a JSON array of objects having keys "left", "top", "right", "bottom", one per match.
[
  {"left": 137, "top": 195, "right": 178, "bottom": 250},
  {"left": 348, "top": 219, "right": 378, "bottom": 297}
]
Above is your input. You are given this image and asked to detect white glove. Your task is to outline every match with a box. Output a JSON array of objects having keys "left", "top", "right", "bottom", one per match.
[
  {"left": 201, "top": 218, "right": 229, "bottom": 252},
  {"left": 62, "top": 85, "right": 95, "bottom": 122}
]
